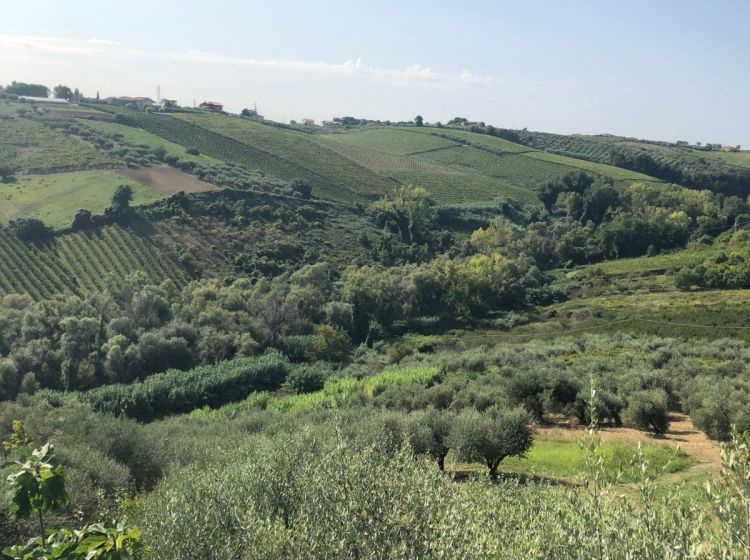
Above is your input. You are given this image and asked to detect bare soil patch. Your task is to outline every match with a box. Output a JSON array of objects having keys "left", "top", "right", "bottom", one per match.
[{"left": 118, "top": 165, "right": 220, "bottom": 195}]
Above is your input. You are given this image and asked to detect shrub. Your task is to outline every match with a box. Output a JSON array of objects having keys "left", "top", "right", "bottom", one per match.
[
  {"left": 450, "top": 406, "right": 533, "bottom": 479},
  {"left": 85, "top": 353, "right": 290, "bottom": 421},
  {"left": 186, "top": 147, "right": 200, "bottom": 156},
  {"left": 624, "top": 389, "right": 670, "bottom": 434},
  {"left": 9, "top": 218, "right": 53, "bottom": 241}
]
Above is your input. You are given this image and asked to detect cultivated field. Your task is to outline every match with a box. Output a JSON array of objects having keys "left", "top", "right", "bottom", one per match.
[
  {"left": 119, "top": 165, "right": 221, "bottom": 195},
  {"left": 0, "top": 224, "right": 188, "bottom": 298}
]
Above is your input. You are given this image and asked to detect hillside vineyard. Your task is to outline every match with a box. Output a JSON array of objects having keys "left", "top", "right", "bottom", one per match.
[{"left": 1, "top": 82, "right": 749, "bottom": 559}]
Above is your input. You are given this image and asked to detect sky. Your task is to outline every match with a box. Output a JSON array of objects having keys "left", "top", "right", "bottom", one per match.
[{"left": 1, "top": 0, "right": 748, "bottom": 146}]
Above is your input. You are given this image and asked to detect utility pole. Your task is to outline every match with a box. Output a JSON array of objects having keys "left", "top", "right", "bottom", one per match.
[{"left": 156, "top": 85, "right": 161, "bottom": 103}]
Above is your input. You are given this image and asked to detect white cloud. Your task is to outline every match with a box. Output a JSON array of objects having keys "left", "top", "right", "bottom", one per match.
[{"left": 0, "top": 34, "right": 493, "bottom": 88}]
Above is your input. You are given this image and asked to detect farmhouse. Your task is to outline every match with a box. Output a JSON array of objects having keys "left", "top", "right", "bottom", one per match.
[
  {"left": 301, "top": 118, "right": 316, "bottom": 126},
  {"left": 720, "top": 145, "right": 740, "bottom": 152},
  {"left": 200, "top": 101, "right": 224, "bottom": 112},
  {"left": 105, "top": 96, "right": 156, "bottom": 109},
  {"left": 322, "top": 120, "right": 342, "bottom": 128}
]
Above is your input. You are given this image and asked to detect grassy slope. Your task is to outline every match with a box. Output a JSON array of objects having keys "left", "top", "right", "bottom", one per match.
[
  {"left": 174, "top": 113, "right": 396, "bottom": 201},
  {"left": 318, "top": 126, "right": 660, "bottom": 204},
  {"left": 0, "top": 111, "right": 116, "bottom": 174},
  {"left": 0, "top": 170, "right": 162, "bottom": 228},
  {"left": 80, "top": 120, "right": 223, "bottom": 167}
]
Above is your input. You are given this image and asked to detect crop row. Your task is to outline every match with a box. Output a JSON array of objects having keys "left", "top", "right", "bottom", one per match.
[{"left": 0, "top": 225, "right": 189, "bottom": 299}]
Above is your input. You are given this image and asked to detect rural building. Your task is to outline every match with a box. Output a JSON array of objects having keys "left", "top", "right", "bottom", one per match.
[
  {"left": 301, "top": 118, "right": 316, "bottom": 126},
  {"left": 720, "top": 145, "right": 740, "bottom": 152},
  {"left": 322, "top": 120, "right": 342, "bottom": 128},
  {"left": 200, "top": 101, "right": 224, "bottom": 112},
  {"left": 18, "top": 96, "right": 69, "bottom": 105},
  {"left": 105, "top": 96, "right": 156, "bottom": 109}
]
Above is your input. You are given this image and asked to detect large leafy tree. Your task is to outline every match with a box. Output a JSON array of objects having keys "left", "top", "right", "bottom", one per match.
[
  {"left": 52, "top": 85, "right": 73, "bottom": 100},
  {"left": 370, "top": 186, "right": 433, "bottom": 244}
]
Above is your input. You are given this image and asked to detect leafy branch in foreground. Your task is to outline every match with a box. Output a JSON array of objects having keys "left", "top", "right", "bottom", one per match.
[
  {"left": 707, "top": 429, "right": 750, "bottom": 557},
  {"left": 2, "top": 442, "right": 147, "bottom": 560}
]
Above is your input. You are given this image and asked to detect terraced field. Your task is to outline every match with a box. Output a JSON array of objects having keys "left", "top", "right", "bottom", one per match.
[
  {"left": 0, "top": 170, "right": 162, "bottom": 228},
  {"left": 0, "top": 225, "right": 189, "bottom": 298}
]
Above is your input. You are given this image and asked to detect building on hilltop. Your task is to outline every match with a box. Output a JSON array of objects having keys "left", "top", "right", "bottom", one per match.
[
  {"left": 301, "top": 118, "right": 316, "bottom": 126},
  {"left": 720, "top": 145, "right": 740, "bottom": 152},
  {"left": 322, "top": 120, "right": 342, "bottom": 128},
  {"left": 105, "top": 96, "right": 156, "bottom": 109},
  {"left": 199, "top": 101, "right": 224, "bottom": 112}
]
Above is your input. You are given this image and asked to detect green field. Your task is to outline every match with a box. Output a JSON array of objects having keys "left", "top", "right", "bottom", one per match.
[
  {"left": 0, "top": 112, "right": 116, "bottom": 173},
  {"left": 496, "top": 440, "right": 692, "bottom": 483},
  {"left": 0, "top": 170, "right": 162, "bottom": 228},
  {"left": 323, "top": 126, "right": 462, "bottom": 154},
  {"left": 80, "top": 120, "right": 223, "bottom": 167},
  {"left": 175, "top": 112, "right": 396, "bottom": 201},
  {"left": 317, "top": 126, "right": 659, "bottom": 203}
]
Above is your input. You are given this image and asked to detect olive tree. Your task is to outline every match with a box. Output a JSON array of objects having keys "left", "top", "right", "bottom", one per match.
[
  {"left": 407, "top": 408, "right": 453, "bottom": 471},
  {"left": 624, "top": 389, "right": 670, "bottom": 434},
  {"left": 450, "top": 407, "right": 533, "bottom": 479}
]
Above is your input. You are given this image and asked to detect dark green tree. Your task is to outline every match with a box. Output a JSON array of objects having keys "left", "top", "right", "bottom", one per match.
[
  {"left": 111, "top": 185, "right": 134, "bottom": 214},
  {"left": 414, "top": 115, "right": 424, "bottom": 127},
  {"left": 408, "top": 408, "right": 453, "bottom": 471},
  {"left": 450, "top": 407, "right": 533, "bottom": 479},
  {"left": 52, "top": 85, "right": 73, "bottom": 100}
]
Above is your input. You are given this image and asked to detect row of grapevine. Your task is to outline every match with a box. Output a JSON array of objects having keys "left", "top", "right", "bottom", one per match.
[
  {"left": 0, "top": 229, "right": 76, "bottom": 298},
  {"left": 0, "top": 225, "right": 189, "bottom": 300}
]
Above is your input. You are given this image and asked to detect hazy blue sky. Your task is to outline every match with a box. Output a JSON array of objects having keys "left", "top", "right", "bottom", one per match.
[{"left": 1, "top": 0, "right": 748, "bottom": 145}]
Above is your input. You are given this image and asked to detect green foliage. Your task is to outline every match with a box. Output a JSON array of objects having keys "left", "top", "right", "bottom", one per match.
[
  {"left": 406, "top": 408, "right": 453, "bottom": 470},
  {"left": 2, "top": 420, "right": 31, "bottom": 454},
  {"left": 305, "top": 324, "right": 352, "bottom": 363},
  {"left": 4, "top": 443, "right": 68, "bottom": 522},
  {"left": 707, "top": 430, "right": 750, "bottom": 556},
  {"left": 0, "top": 225, "right": 187, "bottom": 299},
  {"left": 86, "top": 352, "right": 290, "bottom": 421},
  {"left": 450, "top": 407, "right": 533, "bottom": 479},
  {"left": 2, "top": 443, "right": 146, "bottom": 560},
  {"left": 623, "top": 389, "right": 670, "bottom": 434},
  {"left": 131, "top": 425, "right": 719, "bottom": 559},
  {"left": 5, "top": 83, "right": 49, "bottom": 97},
  {"left": 8, "top": 218, "right": 53, "bottom": 242}
]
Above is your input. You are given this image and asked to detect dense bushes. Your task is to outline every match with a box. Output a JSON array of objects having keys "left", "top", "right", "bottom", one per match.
[
  {"left": 85, "top": 352, "right": 289, "bottom": 421},
  {"left": 675, "top": 242, "right": 750, "bottom": 290},
  {"left": 130, "top": 423, "right": 742, "bottom": 559}
]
